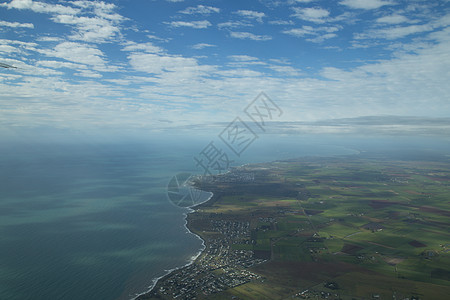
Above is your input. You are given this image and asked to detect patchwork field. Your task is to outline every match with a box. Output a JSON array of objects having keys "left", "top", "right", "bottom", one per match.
[{"left": 143, "top": 153, "right": 450, "bottom": 299}]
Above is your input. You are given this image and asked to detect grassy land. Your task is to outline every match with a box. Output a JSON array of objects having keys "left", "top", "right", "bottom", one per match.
[{"left": 145, "top": 153, "right": 450, "bottom": 299}]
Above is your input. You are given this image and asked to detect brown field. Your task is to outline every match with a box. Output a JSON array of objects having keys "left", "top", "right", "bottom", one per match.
[
  {"left": 252, "top": 260, "right": 371, "bottom": 283},
  {"left": 304, "top": 209, "right": 324, "bottom": 215},
  {"left": 409, "top": 240, "right": 427, "bottom": 248},
  {"left": 419, "top": 205, "right": 450, "bottom": 217},
  {"left": 366, "top": 241, "right": 396, "bottom": 250},
  {"left": 341, "top": 243, "right": 363, "bottom": 254},
  {"left": 369, "top": 200, "right": 398, "bottom": 209}
]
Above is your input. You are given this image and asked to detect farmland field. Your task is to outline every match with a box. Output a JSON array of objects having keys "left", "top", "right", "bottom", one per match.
[{"left": 143, "top": 152, "right": 450, "bottom": 299}]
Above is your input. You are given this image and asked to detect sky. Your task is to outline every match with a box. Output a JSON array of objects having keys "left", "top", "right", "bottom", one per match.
[{"left": 1, "top": 0, "right": 450, "bottom": 137}]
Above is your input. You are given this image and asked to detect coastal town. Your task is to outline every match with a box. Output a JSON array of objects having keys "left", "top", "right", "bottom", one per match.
[{"left": 138, "top": 218, "right": 266, "bottom": 299}]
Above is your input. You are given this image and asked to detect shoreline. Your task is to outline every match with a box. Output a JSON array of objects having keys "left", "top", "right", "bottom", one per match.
[
  {"left": 132, "top": 191, "right": 214, "bottom": 300},
  {"left": 134, "top": 153, "right": 450, "bottom": 299},
  {"left": 131, "top": 154, "right": 356, "bottom": 300}
]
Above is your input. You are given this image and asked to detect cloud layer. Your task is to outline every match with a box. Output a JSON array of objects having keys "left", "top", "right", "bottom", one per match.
[{"left": 0, "top": 0, "right": 449, "bottom": 135}]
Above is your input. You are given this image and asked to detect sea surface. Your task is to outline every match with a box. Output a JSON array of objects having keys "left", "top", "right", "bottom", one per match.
[{"left": 1, "top": 133, "right": 446, "bottom": 300}]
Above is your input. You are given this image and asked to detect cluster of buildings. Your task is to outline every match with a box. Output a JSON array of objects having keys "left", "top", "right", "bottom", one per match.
[
  {"left": 295, "top": 289, "right": 341, "bottom": 299},
  {"left": 211, "top": 220, "right": 251, "bottom": 242},
  {"left": 197, "top": 171, "right": 255, "bottom": 183},
  {"left": 146, "top": 219, "right": 265, "bottom": 299}
]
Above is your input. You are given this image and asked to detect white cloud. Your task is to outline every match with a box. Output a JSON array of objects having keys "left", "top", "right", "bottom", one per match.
[
  {"left": 292, "top": 7, "right": 330, "bottom": 23},
  {"left": 72, "top": 1, "right": 124, "bottom": 20},
  {"left": 104, "top": 79, "right": 131, "bottom": 86},
  {"left": 283, "top": 27, "right": 314, "bottom": 37},
  {"left": 226, "top": 56, "right": 266, "bottom": 69},
  {"left": 283, "top": 25, "right": 340, "bottom": 42},
  {"left": 47, "top": 42, "right": 104, "bottom": 65},
  {"left": 0, "top": 20, "right": 34, "bottom": 28},
  {"left": 313, "top": 32, "right": 450, "bottom": 119},
  {"left": 41, "top": 41, "right": 117, "bottom": 72},
  {"left": 3, "top": 0, "right": 125, "bottom": 43},
  {"left": 268, "top": 65, "right": 301, "bottom": 76},
  {"left": 167, "top": 20, "right": 212, "bottom": 29},
  {"left": 53, "top": 2, "right": 124, "bottom": 43},
  {"left": 218, "top": 21, "right": 253, "bottom": 29},
  {"left": 269, "top": 58, "right": 291, "bottom": 65},
  {"left": 121, "top": 42, "right": 165, "bottom": 54},
  {"left": 36, "top": 36, "right": 62, "bottom": 42},
  {"left": 52, "top": 14, "right": 121, "bottom": 43},
  {"left": 307, "top": 33, "right": 337, "bottom": 43},
  {"left": 214, "top": 69, "right": 263, "bottom": 78},
  {"left": 128, "top": 53, "right": 215, "bottom": 77},
  {"left": 1, "top": 59, "right": 64, "bottom": 76},
  {"left": 36, "top": 59, "right": 101, "bottom": 79},
  {"left": 229, "top": 31, "right": 272, "bottom": 41},
  {"left": 37, "top": 60, "right": 84, "bottom": 70},
  {"left": 147, "top": 35, "right": 170, "bottom": 42},
  {"left": 0, "top": 44, "right": 17, "bottom": 54},
  {"left": 179, "top": 5, "right": 220, "bottom": 15},
  {"left": 191, "top": 43, "right": 216, "bottom": 50},
  {"left": 0, "top": 38, "right": 38, "bottom": 55},
  {"left": 1, "top": 0, "right": 79, "bottom": 15},
  {"left": 376, "top": 24, "right": 432, "bottom": 39},
  {"left": 235, "top": 10, "right": 266, "bottom": 23},
  {"left": 356, "top": 14, "right": 450, "bottom": 40},
  {"left": 74, "top": 69, "right": 102, "bottom": 78},
  {"left": 269, "top": 20, "right": 294, "bottom": 25},
  {"left": 339, "top": 0, "right": 395, "bottom": 10},
  {"left": 228, "top": 55, "right": 260, "bottom": 62},
  {"left": 0, "top": 39, "right": 38, "bottom": 48},
  {"left": 376, "top": 14, "right": 410, "bottom": 24}
]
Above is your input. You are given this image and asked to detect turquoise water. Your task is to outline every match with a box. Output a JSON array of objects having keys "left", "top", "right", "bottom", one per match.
[{"left": 0, "top": 134, "right": 364, "bottom": 300}]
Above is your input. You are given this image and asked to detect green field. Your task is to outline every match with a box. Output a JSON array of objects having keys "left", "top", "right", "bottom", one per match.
[{"left": 145, "top": 153, "right": 450, "bottom": 300}]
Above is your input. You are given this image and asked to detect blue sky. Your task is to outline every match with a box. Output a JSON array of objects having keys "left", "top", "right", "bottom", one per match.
[{"left": 1, "top": 0, "right": 450, "bottom": 136}]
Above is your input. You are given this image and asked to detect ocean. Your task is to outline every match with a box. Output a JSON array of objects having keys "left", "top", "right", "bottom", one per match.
[{"left": 3, "top": 133, "right": 438, "bottom": 300}]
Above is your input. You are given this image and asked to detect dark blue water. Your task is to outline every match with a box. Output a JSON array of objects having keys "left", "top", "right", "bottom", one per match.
[{"left": 3, "top": 133, "right": 445, "bottom": 299}]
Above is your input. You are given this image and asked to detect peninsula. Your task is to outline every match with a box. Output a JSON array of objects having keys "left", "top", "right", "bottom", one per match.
[{"left": 138, "top": 153, "right": 450, "bottom": 299}]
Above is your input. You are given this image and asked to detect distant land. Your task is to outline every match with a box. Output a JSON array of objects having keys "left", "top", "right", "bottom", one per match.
[{"left": 138, "top": 152, "right": 450, "bottom": 300}]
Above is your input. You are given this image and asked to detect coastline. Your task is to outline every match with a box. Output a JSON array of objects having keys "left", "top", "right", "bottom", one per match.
[
  {"left": 134, "top": 154, "right": 450, "bottom": 299},
  {"left": 131, "top": 155, "right": 354, "bottom": 300},
  {"left": 132, "top": 191, "right": 214, "bottom": 300}
]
